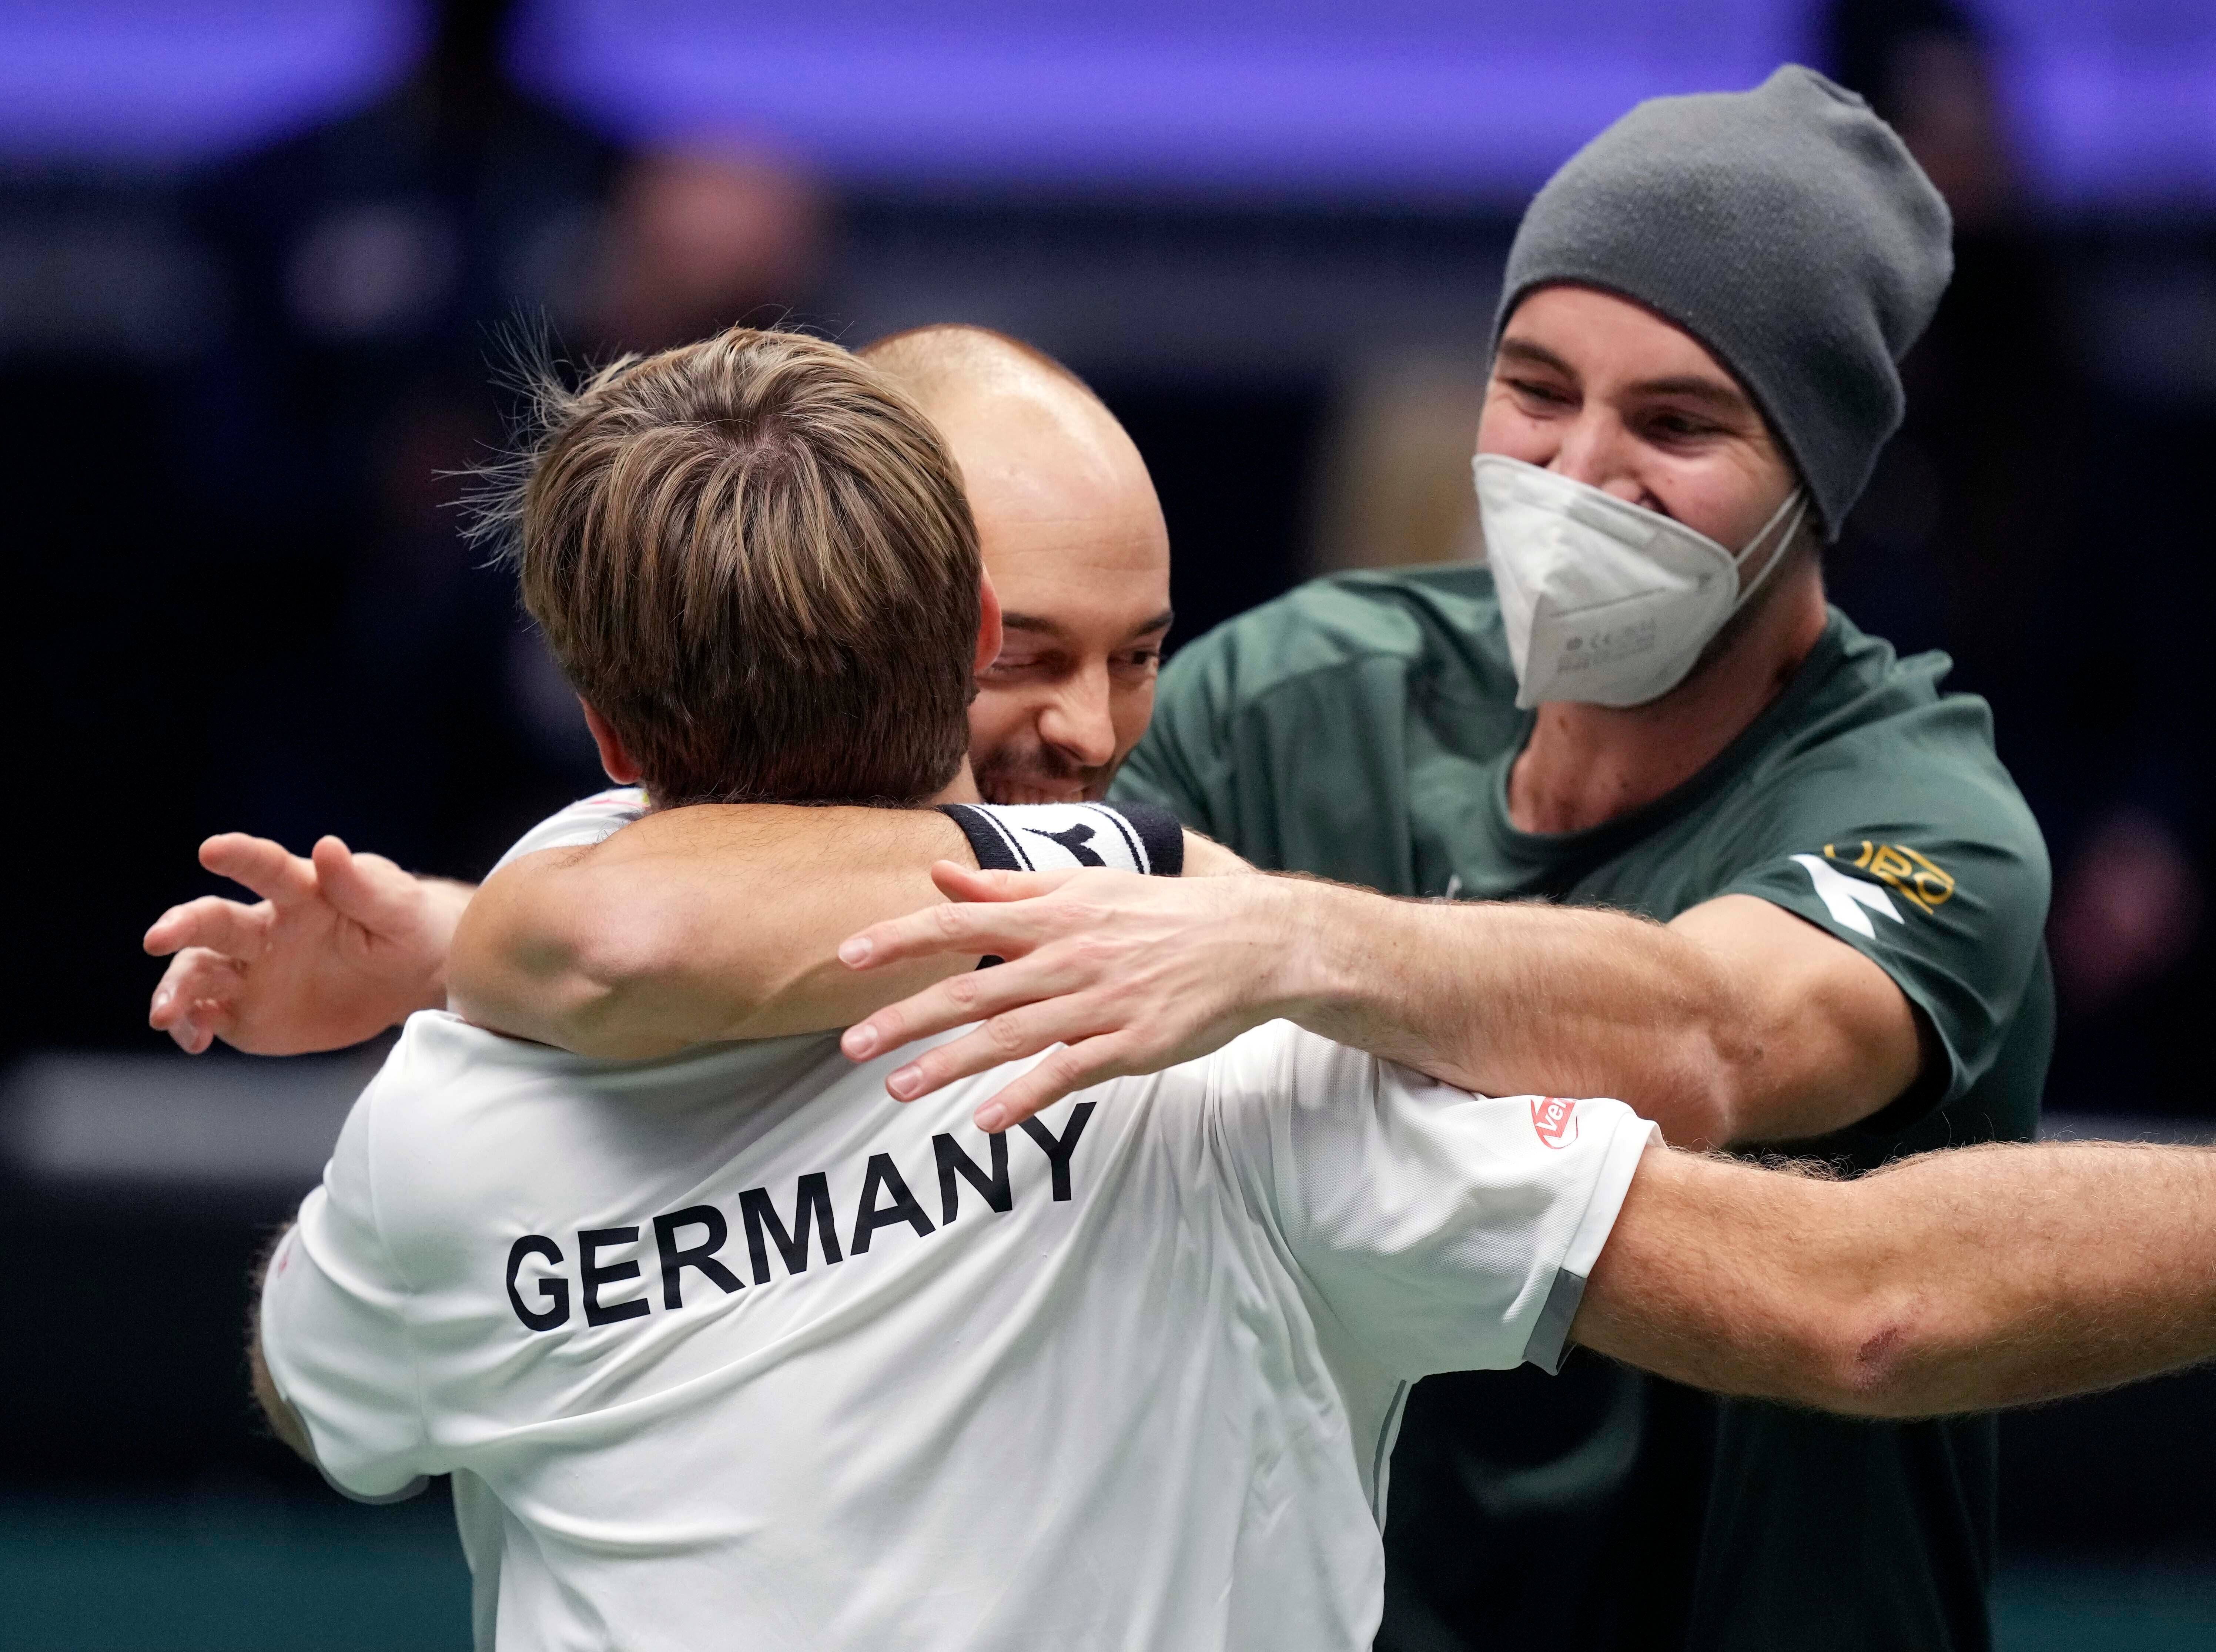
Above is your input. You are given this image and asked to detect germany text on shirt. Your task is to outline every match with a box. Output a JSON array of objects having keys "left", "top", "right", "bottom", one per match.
[{"left": 261, "top": 1013, "right": 1650, "bottom": 1650}]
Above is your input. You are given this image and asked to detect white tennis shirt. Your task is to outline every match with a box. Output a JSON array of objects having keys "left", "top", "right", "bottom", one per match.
[{"left": 262, "top": 801, "right": 1657, "bottom": 1651}]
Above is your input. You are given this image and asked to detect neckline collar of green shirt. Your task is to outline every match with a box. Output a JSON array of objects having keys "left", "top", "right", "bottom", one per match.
[{"left": 1477, "top": 612, "right": 1852, "bottom": 877}]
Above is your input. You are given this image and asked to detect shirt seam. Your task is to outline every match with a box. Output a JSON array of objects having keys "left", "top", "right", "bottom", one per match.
[{"left": 1370, "top": 1380, "right": 1410, "bottom": 1524}]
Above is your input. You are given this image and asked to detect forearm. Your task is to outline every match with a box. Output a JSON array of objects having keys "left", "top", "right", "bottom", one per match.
[
  {"left": 1575, "top": 1141, "right": 2216, "bottom": 1419},
  {"left": 1834, "top": 1141, "right": 2216, "bottom": 1414},
  {"left": 1288, "top": 884, "right": 1746, "bottom": 1148},
  {"left": 450, "top": 807, "right": 977, "bottom": 1058}
]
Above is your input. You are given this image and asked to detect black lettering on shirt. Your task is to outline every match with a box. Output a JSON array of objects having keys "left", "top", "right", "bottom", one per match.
[
  {"left": 742, "top": 1174, "right": 843, "bottom": 1284},
  {"left": 933, "top": 1130, "right": 1011, "bottom": 1224},
  {"left": 506, "top": 1235, "right": 570, "bottom": 1332},
  {"left": 851, "top": 1153, "right": 936, "bottom": 1253},
  {"left": 578, "top": 1226, "right": 651, "bottom": 1326},
  {"left": 516, "top": 1107, "right": 1101, "bottom": 1331},
  {"left": 1019, "top": 1101, "right": 1097, "bottom": 1201},
  {"left": 653, "top": 1205, "right": 744, "bottom": 1310}
]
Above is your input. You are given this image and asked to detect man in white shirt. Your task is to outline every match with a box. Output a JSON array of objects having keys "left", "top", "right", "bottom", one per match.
[
  {"left": 267, "top": 987, "right": 1651, "bottom": 1649},
  {"left": 256, "top": 323, "right": 2216, "bottom": 1652}
]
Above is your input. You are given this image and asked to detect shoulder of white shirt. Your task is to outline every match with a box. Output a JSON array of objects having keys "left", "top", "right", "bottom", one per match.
[{"left": 487, "top": 787, "right": 650, "bottom": 875}]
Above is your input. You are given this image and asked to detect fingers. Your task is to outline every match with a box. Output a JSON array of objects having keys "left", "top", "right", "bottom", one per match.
[
  {"left": 841, "top": 949, "right": 1092, "bottom": 1062},
  {"left": 148, "top": 948, "right": 241, "bottom": 1055},
  {"left": 147, "top": 950, "right": 204, "bottom": 1031},
  {"left": 970, "top": 1036, "right": 1137, "bottom": 1132},
  {"left": 838, "top": 888, "right": 1072, "bottom": 972},
  {"left": 200, "top": 833, "right": 317, "bottom": 907},
  {"left": 312, "top": 836, "right": 421, "bottom": 930},
  {"left": 143, "top": 894, "right": 270, "bottom": 961},
  {"left": 877, "top": 992, "right": 1118, "bottom": 1104},
  {"left": 927, "top": 862, "right": 1081, "bottom": 904}
]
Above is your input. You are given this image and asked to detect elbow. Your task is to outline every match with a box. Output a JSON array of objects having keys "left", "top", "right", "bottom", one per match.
[
  {"left": 447, "top": 870, "right": 687, "bottom": 1057},
  {"left": 533, "top": 930, "right": 696, "bottom": 1059},
  {"left": 1650, "top": 1029, "right": 1745, "bottom": 1152},
  {"left": 1790, "top": 1292, "right": 1941, "bottom": 1420},
  {"left": 478, "top": 925, "right": 693, "bottom": 1060},
  {"left": 1635, "top": 969, "right": 1762, "bottom": 1150}
]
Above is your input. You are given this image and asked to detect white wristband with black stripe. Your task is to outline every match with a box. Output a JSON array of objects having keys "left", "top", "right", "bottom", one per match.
[{"left": 934, "top": 801, "right": 1184, "bottom": 878}]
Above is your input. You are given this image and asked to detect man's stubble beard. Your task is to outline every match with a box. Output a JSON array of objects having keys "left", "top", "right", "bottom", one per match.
[{"left": 973, "top": 740, "right": 1120, "bottom": 807}]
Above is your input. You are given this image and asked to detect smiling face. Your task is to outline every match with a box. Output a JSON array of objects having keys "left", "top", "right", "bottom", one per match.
[
  {"left": 1477, "top": 284, "right": 1805, "bottom": 554},
  {"left": 931, "top": 384, "right": 1172, "bottom": 805}
]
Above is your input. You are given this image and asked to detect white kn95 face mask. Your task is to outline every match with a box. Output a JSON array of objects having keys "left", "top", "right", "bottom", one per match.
[{"left": 1473, "top": 453, "right": 1810, "bottom": 711}]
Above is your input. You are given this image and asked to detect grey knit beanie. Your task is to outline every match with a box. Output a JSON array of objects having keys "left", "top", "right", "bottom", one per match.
[{"left": 1494, "top": 64, "right": 1952, "bottom": 535}]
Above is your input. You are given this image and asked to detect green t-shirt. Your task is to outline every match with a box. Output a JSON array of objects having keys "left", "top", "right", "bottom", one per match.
[{"left": 1114, "top": 564, "right": 2052, "bottom": 1652}]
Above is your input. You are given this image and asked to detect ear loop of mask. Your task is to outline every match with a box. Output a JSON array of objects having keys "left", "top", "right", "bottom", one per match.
[{"left": 1727, "top": 489, "right": 1810, "bottom": 616}]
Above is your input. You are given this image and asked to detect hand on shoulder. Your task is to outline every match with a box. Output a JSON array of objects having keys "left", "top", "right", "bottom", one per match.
[{"left": 836, "top": 860, "right": 1304, "bottom": 1130}]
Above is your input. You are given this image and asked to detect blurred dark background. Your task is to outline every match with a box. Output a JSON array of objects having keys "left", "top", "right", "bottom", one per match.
[{"left": 3, "top": 1, "right": 2213, "bottom": 1646}]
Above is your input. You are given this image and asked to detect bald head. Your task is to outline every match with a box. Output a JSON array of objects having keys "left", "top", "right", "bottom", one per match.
[
  {"left": 861, "top": 326, "right": 1157, "bottom": 553},
  {"left": 863, "top": 323, "right": 1096, "bottom": 407},
  {"left": 859, "top": 325, "right": 1173, "bottom": 805}
]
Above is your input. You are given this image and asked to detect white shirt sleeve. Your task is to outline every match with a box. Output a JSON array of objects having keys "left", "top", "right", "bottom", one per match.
[
  {"left": 488, "top": 787, "right": 648, "bottom": 875},
  {"left": 259, "top": 1083, "right": 434, "bottom": 1501},
  {"left": 1213, "top": 1022, "right": 1658, "bottom": 1380}
]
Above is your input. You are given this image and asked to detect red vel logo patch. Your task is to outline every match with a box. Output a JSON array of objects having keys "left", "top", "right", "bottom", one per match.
[{"left": 1530, "top": 1096, "right": 1579, "bottom": 1149}]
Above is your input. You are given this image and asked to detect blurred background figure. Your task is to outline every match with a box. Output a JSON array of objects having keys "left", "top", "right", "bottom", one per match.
[
  {"left": 1305, "top": 348, "right": 1488, "bottom": 574},
  {"left": 5, "top": 2, "right": 2216, "bottom": 1646},
  {"left": 1824, "top": 0, "right": 2216, "bottom": 1123},
  {"left": 189, "top": 0, "right": 831, "bottom": 888}
]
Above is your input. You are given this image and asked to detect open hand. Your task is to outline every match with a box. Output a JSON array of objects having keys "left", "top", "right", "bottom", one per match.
[
  {"left": 836, "top": 862, "right": 1313, "bottom": 1131},
  {"left": 145, "top": 834, "right": 472, "bottom": 1055}
]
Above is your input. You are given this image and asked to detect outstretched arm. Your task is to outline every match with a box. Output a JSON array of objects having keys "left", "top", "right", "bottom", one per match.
[
  {"left": 449, "top": 804, "right": 1245, "bottom": 1059},
  {"left": 1575, "top": 1139, "right": 2216, "bottom": 1417},
  {"left": 449, "top": 807, "right": 979, "bottom": 1057},
  {"left": 145, "top": 835, "right": 471, "bottom": 1055},
  {"left": 836, "top": 867, "right": 1913, "bottom": 1146}
]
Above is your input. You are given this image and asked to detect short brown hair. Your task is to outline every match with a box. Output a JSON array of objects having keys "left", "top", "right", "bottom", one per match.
[{"left": 485, "top": 327, "right": 981, "bottom": 807}]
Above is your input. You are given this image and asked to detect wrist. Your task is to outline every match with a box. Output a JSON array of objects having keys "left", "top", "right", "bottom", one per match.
[
  {"left": 1269, "top": 879, "right": 1449, "bottom": 1055},
  {"left": 1252, "top": 875, "right": 1360, "bottom": 1022},
  {"left": 1181, "top": 831, "right": 1253, "bottom": 877}
]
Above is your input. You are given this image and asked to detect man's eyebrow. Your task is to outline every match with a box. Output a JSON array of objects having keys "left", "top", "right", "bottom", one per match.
[
  {"left": 1498, "top": 339, "right": 1750, "bottom": 415},
  {"left": 1000, "top": 609, "right": 1177, "bottom": 640},
  {"left": 1495, "top": 337, "right": 1574, "bottom": 377},
  {"left": 1627, "top": 373, "right": 1752, "bottom": 412},
  {"left": 1127, "top": 608, "right": 1176, "bottom": 640}
]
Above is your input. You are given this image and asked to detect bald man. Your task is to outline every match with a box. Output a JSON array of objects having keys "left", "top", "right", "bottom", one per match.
[
  {"left": 144, "top": 325, "right": 1174, "bottom": 1056},
  {"left": 868, "top": 327, "right": 1173, "bottom": 806}
]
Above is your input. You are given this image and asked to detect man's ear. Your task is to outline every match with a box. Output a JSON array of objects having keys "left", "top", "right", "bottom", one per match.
[
  {"left": 579, "top": 701, "right": 643, "bottom": 785},
  {"left": 973, "top": 569, "right": 1004, "bottom": 678}
]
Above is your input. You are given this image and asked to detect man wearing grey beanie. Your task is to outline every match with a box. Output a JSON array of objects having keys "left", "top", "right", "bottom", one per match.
[
  {"left": 1107, "top": 64, "right": 2047, "bottom": 1652},
  {"left": 427, "top": 64, "right": 2047, "bottom": 1652}
]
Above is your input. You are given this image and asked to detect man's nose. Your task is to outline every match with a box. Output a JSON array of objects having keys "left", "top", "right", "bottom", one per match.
[
  {"left": 1038, "top": 670, "right": 1119, "bottom": 768},
  {"left": 1548, "top": 414, "right": 1646, "bottom": 504}
]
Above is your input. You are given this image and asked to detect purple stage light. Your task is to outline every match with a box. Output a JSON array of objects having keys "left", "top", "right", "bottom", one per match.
[
  {"left": 0, "top": 0, "right": 421, "bottom": 167},
  {"left": 2, "top": 0, "right": 2212, "bottom": 208}
]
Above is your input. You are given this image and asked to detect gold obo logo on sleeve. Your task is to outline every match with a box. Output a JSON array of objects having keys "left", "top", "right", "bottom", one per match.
[{"left": 1823, "top": 841, "right": 1955, "bottom": 914}]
